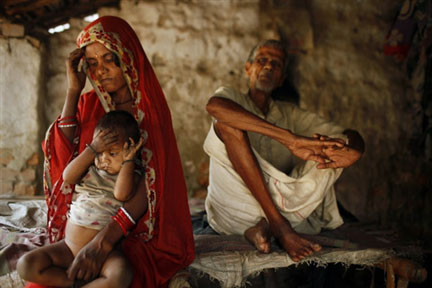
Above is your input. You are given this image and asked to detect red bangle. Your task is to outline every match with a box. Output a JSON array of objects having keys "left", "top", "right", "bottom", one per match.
[
  {"left": 58, "top": 120, "right": 77, "bottom": 125},
  {"left": 58, "top": 116, "right": 78, "bottom": 128},
  {"left": 112, "top": 214, "right": 128, "bottom": 235},
  {"left": 112, "top": 208, "right": 136, "bottom": 236},
  {"left": 58, "top": 115, "right": 77, "bottom": 122}
]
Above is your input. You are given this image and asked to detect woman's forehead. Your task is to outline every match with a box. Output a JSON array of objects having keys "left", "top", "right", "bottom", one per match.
[{"left": 85, "top": 42, "right": 111, "bottom": 58}]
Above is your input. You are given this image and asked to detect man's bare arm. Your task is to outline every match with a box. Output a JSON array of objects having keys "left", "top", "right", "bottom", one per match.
[{"left": 206, "top": 96, "right": 344, "bottom": 163}]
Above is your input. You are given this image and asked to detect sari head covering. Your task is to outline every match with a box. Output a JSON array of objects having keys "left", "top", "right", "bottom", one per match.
[{"left": 40, "top": 16, "right": 194, "bottom": 287}]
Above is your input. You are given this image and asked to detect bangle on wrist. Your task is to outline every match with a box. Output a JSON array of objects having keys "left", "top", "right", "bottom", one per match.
[
  {"left": 58, "top": 115, "right": 77, "bottom": 122},
  {"left": 86, "top": 144, "right": 97, "bottom": 155},
  {"left": 58, "top": 123, "right": 77, "bottom": 128},
  {"left": 122, "top": 159, "right": 135, "bottom": 166},
  {"left": 58, "top": 116, "right": 78, "bottom": 128},
  {"left": 112, "top": 207, "right": 136, "bottom": 236}
]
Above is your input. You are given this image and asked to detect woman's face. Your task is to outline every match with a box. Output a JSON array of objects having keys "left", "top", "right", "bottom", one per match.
[{"left": 85, "top": 42, "right": 127, "bottom": 94}]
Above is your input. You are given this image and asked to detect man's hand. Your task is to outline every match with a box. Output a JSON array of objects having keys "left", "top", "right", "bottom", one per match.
[
  {"left": 67, "top": 237, "right": 111, "bottom": 282},
  {"left": 313, "top": 130, "right": 364, "bottom": 169},
  {"left": 317, "top": 145, "right": 362, "bottom": 169},
  {"left": 286, "top": 134, "right": 345, "bottom": 164}
]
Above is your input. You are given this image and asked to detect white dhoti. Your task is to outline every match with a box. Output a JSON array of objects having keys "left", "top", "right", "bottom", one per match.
[{"left": 204, "top": 125, "right": 344, "bottom": 235}]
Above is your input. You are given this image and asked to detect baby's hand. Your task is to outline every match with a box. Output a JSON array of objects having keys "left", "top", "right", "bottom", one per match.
[
  {"left": 123, "top": 136, "right": 144, "bottom": 161},
  {"left": 91, "top": 129, "right": 119, "bottom": 153}
]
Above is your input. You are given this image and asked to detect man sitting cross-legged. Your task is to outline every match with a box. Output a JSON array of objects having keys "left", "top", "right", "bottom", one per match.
[{"left": 203, "top": 39, "right": 365, "bottom": 262}]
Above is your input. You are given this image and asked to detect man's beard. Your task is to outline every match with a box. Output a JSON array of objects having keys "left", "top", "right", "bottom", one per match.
[{"left": 256, "top": 72, "right": 277, "bottom": 93}]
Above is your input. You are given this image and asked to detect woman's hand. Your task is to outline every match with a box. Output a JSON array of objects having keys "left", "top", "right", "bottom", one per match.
[
  {"left": 91, "top": 129, "right": 119, "bottom": 153},
  {"left": 66, "top": 48, "right": 86, "bottom": 94},
  {"left": 123, "top": 137, "right": 144, "bottom": 161},
  {"left": 66, "top": 236, "right": 111, "bottom": 282}
]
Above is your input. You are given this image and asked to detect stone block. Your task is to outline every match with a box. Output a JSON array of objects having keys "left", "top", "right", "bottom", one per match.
[
  {"left": 273, "top": 6, "right": 314, "bottom": 52},
  {"left": 26, "top": 153, "right": 39, "bottom": 167},
  {"left": 197, "top": 161, "right": 209, "bottom": 188},
  {"left": 26, "top": 36, "right": 41, "bottom": 49},
  {"left": 192, "top": 188, "right": 207, "bottom": 200},
  {"left": 0, "top": 148, "right": 14, "bottom": 166},
  {"left": 12, "top": 182, "right": 36, "bottom": 195},
  {"left": 20, "top": 168, "right": 36, "bottom": 182},
  {"left": 0, "top": 166, "right": 19, "bottom": 182},
  {"left": 25, "top": 185, "right": 37, "bottom": 196},
  {"left": 1, "top": 22, "right": 25, "bottom": 37},
  {"left": 13, "top": 182, "right": 26, "bottom": 195},
  {"left": 0, "top": 181, "right": 13, "bottom": 194}
]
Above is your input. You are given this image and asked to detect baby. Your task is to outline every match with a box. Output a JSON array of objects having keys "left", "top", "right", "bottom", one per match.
[{"left": 18, "top": 110, "right": 143, "bottom": 287}]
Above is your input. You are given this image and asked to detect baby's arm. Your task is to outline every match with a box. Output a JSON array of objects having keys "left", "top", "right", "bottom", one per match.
[
  {"left": 62, "top": 147, "right": 95, "bottom": 184},
  {"left": 114, "top": 137, "right": 144, "bottom": 201}
]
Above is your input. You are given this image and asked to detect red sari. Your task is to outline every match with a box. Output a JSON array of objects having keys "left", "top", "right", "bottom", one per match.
[{"left": 29, "top": 16, "right": 194, "bottom": 288}]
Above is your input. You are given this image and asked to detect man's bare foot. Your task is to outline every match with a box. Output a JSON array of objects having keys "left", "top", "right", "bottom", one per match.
[
  {"left": 244, "top": 218, "right": 271, "bottom": 253},
  {"left": 269, "top": 218, "right": 321, "bottom": 262}
]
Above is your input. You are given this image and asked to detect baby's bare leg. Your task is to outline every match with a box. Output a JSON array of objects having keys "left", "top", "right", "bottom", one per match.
[
  {"left": 82, "top": 249, "right": 133, "bottom": 288},
  {"left": 17, "top": 240, "right": 75, "bottom": 287}
]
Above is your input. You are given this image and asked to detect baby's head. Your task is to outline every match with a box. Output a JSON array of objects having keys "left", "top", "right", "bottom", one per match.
[{"left": 93, "top": 111, "right": 140, "bottom": 174}]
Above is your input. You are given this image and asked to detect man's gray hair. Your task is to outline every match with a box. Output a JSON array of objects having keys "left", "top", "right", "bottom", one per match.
[{"left": 246, "top": 39, "right": 290, "bottom": 75}]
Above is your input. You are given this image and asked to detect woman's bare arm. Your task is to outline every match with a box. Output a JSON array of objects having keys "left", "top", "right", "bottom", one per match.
[{"left": 60, "top": 49, "right": 86, "bottom": 143}]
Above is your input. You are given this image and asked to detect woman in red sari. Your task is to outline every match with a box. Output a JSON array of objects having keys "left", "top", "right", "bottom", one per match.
[{"left": 27, "top": 16, "right": 194, "bottom": 287}]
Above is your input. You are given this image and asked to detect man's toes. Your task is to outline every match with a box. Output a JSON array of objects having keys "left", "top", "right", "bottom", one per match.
[
  {"left": 289, "top": 252, "right": 300, "bottom": 262},
  {"left": 258, "top": 243, "right": 270, "bottom": 253},
  {"left": 311, "top": 243, "right": 322, "bottom": 251},
  {"left": 296, "top": 254, "right": 305, "bottom": 261},
  {"left": 302, "top": 247, "right": 313, "bottom": 256}
]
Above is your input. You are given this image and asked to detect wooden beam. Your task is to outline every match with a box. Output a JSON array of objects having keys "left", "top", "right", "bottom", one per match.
[
  {"left": 1, "top": 0, "right": 119, "bottom": 39},
  {"left": 386, "top": 262, "right": 396, "bottom": 288},
  {"left": 377, "top": 257, "right": 428, "bottom": 285},
  {"left": 1, "top": 0, "right": 35, "bottom": 7},
  {"left": 24, "top": 0, "right": 118, "bottom": 31},
  {"left": 4, "top": 0, "right": 60, "bottom": 15}
]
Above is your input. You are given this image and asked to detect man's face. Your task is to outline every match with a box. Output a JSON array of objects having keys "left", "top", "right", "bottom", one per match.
[{"left": 245, "top": 46, "right": 285, "bottom": 93}]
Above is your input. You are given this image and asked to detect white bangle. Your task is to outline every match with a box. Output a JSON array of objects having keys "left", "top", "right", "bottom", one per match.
[
  {"left": 58, "top": 123, "right": 77, "bottom": 128},
  {"left": 120, "top": 207, "right": 136, "bottom": 225}
]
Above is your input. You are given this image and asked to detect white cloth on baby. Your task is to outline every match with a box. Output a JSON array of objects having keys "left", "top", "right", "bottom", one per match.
[{"left": 69, "top": 166, "right": 122, "bottom": 230}]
